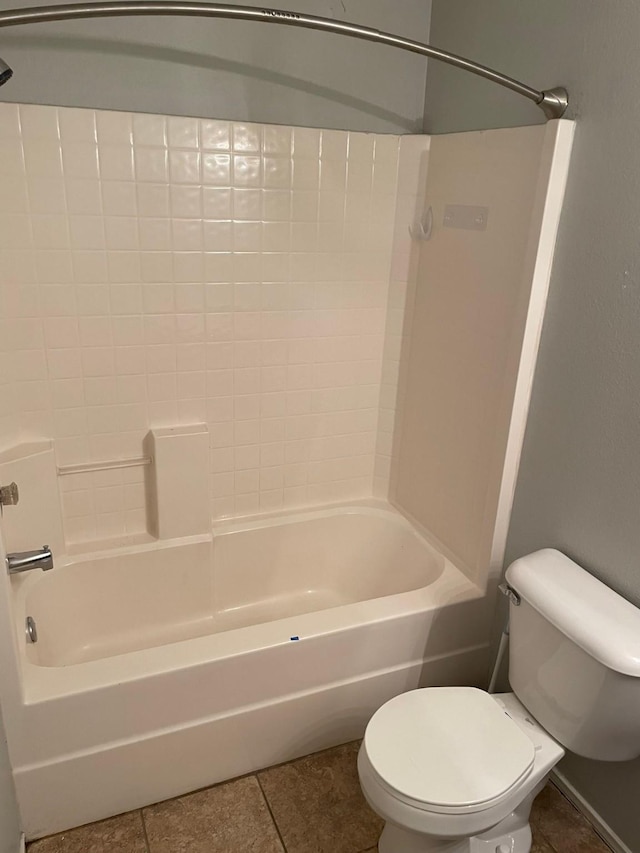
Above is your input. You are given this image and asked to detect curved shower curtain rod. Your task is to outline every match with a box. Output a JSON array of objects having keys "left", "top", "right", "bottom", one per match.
[{"left": 0, "top": 1, "right": 569, "bottom": 120}]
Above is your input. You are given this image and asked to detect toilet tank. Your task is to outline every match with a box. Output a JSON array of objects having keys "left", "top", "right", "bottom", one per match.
[{"left": 505, "top": 549, "right": 640, "bottom": 761}]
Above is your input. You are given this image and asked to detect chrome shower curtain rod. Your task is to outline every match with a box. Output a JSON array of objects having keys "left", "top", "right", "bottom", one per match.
[{"left": 0, "top": 1, "right": 569, "bottom": 119}]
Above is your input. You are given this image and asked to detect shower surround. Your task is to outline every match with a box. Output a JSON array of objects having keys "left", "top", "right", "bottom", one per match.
[
  {"left": 0, "top": 102, "right": 426, "bottom": 549},
  {"left": 0, "top": 101, "right": 574, "bottom": 838}
]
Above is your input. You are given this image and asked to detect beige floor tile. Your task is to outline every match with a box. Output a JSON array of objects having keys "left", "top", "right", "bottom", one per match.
[
  {"left": 531, "top": 784, "right": 612, "bottom": 853},
  {"left": 258, "top": 741, "right": 383, "bottom": 853},
  {"left": 27, "top": 811, "right": 147, "bottom": 853},
  {"left": 530, "top": 832, "right": 555, "bottom": 853},
  {"left": 143, "top": 775, "right": 283, "bottom": 853}
]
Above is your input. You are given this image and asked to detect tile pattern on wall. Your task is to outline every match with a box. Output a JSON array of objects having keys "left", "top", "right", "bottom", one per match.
[{"left": 0, "top": 102, "right": 426, "bottom": 546}]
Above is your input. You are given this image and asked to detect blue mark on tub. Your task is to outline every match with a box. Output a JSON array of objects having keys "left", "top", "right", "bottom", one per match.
[{"left": 290, "top": 636, "right": 300, "bottom": 641}]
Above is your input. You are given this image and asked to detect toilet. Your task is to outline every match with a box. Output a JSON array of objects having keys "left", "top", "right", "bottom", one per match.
[{"left": 358, "top": 548, "right": 640, "bottom": 852}]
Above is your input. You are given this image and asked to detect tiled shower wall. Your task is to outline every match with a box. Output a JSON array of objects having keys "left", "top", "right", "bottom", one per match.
[{"left": 0, "top": 102, "right": 427, "bottom": 546}]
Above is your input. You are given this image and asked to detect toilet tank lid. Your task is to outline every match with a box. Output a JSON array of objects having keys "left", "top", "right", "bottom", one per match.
[{"left": 506, "top": 549, "right": 640, "bottom": 677}]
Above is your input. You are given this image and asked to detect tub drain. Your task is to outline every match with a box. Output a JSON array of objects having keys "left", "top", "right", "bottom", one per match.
[{"left": 25, "top": 616, "right": 37, "bottom": 644}]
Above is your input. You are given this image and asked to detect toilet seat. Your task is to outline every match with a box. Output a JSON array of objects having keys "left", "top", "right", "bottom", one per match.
[{"left": 363, "top": 687, "right": 536, "bottom": 815}]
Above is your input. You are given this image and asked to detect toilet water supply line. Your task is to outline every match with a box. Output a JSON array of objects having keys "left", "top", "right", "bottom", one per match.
[
  {"left": 0, "top": 2, "right": 569, "bottom": 119},
  {"left": 487, "top": 619, "right": 509, "bottom": 695},
  {"left": 488, "top": 582, "right": 521, "bottom": 694}
]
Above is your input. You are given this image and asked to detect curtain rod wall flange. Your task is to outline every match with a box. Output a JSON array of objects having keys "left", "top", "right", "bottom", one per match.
[
  {"left": 537, "top": 87, "right": 569, "bottom": 121},
  {"left": 0, "top": 1, "right": 569, "bottom": 120}
]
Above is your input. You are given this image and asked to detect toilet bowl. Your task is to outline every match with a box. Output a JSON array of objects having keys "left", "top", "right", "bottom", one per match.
[
  {"left": 358, "top": 550, "right": 640, "bottom": 852},
  {"left": 358, "top": 688, "right": 563, "bottom": 852}
]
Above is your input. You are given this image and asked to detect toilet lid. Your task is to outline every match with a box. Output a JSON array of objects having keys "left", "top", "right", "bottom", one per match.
[{"left": 364, "top": 687, "right": 535, "bottom": 813}]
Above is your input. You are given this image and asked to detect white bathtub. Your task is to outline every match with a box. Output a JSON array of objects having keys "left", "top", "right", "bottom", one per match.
[{"left": 6, "top": 502, "right": 492, "bottom": 838}]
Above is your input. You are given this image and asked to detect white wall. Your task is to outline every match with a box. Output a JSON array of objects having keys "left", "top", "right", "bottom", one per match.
[
  {"left": 426, "top": 2, "right": 640, "bottom": 848},
  {"left": 391, "top": 124, "right": 557, "bottom": 586},
  {"left": 0, "top": 0, "right": 431, "bottom": 134},
  {"left": 373, "top": 135, "right": 430, "bottom": 499},
  {"left": 0, "top": 525, "right": 21, "bottom": 853},
  {"left": 0, "top": 706, "right": 20, "bottom": 853}
]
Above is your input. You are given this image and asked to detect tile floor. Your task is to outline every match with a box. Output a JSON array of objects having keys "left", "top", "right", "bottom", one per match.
[{"left": 28, "top": 741, "right": 613, "bottom": 853}]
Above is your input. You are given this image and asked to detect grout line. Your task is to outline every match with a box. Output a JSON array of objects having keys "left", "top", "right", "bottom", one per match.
[
  {"left": 139, "top": 808, "right": 152, "bottom": 853},
  {"left": 536, "top": 826, "right": 559, "bottom": 853},
  {"left": 255, "top": 773, "right": 288, "bottom": 853},
  {"left": 93, "top": 740, "right": 362, "bottom": 851},
  {"left": 28, "top": 740, "right": 362, "bottom": 848}
]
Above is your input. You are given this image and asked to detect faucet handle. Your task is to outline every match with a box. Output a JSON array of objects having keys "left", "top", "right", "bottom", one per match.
[{"left": 0, "top": 482, "right": 19, "bottom": 507}]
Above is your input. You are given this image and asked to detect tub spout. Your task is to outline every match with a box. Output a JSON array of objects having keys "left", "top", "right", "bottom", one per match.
[{"left": 6, "top": 546, "right": 54, "bottom": 574}]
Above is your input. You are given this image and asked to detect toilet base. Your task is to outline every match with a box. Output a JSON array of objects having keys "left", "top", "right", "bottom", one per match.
[{"left": 378, "top": 799, "right": 534, "bottom": 853}]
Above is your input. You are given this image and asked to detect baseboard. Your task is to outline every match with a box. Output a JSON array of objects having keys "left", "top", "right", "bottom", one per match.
[{"left": 551, "top": 770, "right": 633, "bottom": 853}]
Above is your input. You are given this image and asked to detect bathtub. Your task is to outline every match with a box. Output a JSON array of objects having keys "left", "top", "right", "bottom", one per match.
[{"left": 4, "top": 502, "right": 492, "bottom": 838}]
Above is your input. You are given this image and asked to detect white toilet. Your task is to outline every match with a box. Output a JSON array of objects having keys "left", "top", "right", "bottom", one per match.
[{"left": 358, "top": 548, "right": 640, "bottom": 852}]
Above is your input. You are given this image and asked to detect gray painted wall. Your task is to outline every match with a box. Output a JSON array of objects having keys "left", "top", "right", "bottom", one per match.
[
  {"left": 426, "top": 2, "right": 640, "bottom": 849},
  {"left": 0, "top": 0, "right": 430, "bottom": 133}
]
